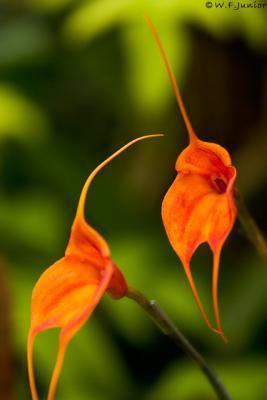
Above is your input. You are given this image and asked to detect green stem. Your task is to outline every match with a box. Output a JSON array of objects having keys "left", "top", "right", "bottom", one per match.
[
  {"left": 235, "top": 189, "right": 267, "bottom": 264},
  {"left": 126, "top": 287, "right": 231, "bottom": 400}
]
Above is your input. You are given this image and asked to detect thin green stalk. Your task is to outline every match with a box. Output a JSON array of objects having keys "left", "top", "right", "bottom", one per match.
[
  {"left": 235, "top": 189, "right": 267, "bottom": 264},
  {"left": 126, "top": 287, "right": 231, "bottom": 400}
]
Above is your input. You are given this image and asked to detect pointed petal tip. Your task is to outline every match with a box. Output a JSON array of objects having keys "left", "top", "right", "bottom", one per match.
[
  {"left": 47, "top": 336, "right": 67, "bottom": 400},
  {"left": 144, "top": 16, "right": 196, "bottom": 144},
  {"left": 27, "top": 330, "right": 39, "bottom": 400},
  {"left": 69, "top": 132, "right": 164, "bottom": 259},
  {"left": 209, "top": 327, "right": 228, "bottom": 342},
  {"left": 143, "top": 133, "right": 164, "bottom": 137},
  {"left": 203, "top": 323, "right": 227, "bottom": 343},
  {"left": 221, "top": 333, "right": 228, "bottom": 344},
  {"left": 74, "top": 132, "right": 163, "bottom": 224}
]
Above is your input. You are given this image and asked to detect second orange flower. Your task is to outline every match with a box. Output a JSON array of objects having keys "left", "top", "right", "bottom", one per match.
[{"left": 146, "top": 16, "right": 237, "bottom": 340}]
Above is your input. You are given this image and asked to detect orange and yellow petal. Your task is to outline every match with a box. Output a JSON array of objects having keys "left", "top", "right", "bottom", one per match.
[
  {"left": 162, "top": 170, "right": 236, "bottom": 262},
  {"left": 28, "top": 257, "right": 114, "bottom": 400},
  {"left": 27, "top": 134, "right": 163, "bottom": 399},
  {"left": 162, "top": 141, "right": 236, "bottom": 338}
]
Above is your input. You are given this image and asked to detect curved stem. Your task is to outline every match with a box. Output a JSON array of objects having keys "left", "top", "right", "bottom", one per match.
[
  {"left": 126, "top": 287, "right": 231, "bottom": 400},
  {"left": 235, "top": 189, "right": 267, "bottom": 264}
]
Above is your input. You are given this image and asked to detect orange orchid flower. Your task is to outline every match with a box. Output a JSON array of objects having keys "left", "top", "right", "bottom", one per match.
[
  {"left": 146, "top": 17, "right": 237, "bottom": 340},
  {"left": 27, "top": 134, "right": 162, "bottom": 400}
]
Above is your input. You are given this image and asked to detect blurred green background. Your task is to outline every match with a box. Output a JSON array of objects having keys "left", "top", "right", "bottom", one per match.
[{"left": 1, "top": 0, "right": 267, "bottom": 399}]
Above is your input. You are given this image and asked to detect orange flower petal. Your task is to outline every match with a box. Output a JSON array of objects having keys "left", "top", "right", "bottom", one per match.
[
  {"left": 28, "top": 134, "right": 162, "bottom": 400},
  {"left": 146, "top": 16, "right": 237, "bottom": 339},
  {"left": 162, "top": 153, "right": 236, "bottom": 337},
  {"left": 28, "top": 257, "right": 113, "bottom": 400}
]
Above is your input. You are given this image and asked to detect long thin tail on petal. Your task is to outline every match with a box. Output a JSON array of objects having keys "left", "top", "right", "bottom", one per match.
[
  {"left": 183, "top": 262, "right": 224, "bottom": 337},
  {"left": 27, "top": 330, "right": 39, "bottom": 400},
  {"left": 145, "top": 15, "right": 197, "bottom": 144},
  {"left": 47, "top": 336, "right": 68, "bottom": 400},
  {"left": 75, "top": 134, "right": 163, "bottom": 221},
  {"left": 212, "top": 249, "right": 228, "bottom": 342}
]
